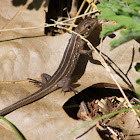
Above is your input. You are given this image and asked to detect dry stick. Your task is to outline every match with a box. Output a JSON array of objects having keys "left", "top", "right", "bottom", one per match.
[
  {"left": 69, "top": 0, "right": 87, "bottom": 30},
  {"left": 84, "top": 4, "right": 91, "bottom": 16},
  {"left": 83, "top": 0, "right": 95, "bottom": 18},
  {"left": 55, "top": 25, "right": 140, "bottom": 124},
  {"left": 86, "top": 0, "right": 99, "bottom": 11},
  {"left": 0, "top": 25, "right": 47, "bottom": 32},
  {"left": 69, "top": 0, "right": 77, "bottom": 18},
  {"left": 69, "top": 0, "right": 100, "bottom": 30},
  {"left": 0, "top": 11, "right": 98, "bottom": 33},
  {"left": 55, "top": 10, "right": 98, "bottom": 24}
]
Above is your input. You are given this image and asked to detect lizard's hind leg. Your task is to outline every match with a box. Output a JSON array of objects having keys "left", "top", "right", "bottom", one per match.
[{"left": 28, "top": 73, "right": 51, "bottom": 87}]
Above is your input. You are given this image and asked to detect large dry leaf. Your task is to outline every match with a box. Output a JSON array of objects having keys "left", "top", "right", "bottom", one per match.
[
  {"left": 0, "top": 0, "right": 140, "bottom": 140},
  {"left": 0, "top": 1, "right": 102, "bottom": 139}
]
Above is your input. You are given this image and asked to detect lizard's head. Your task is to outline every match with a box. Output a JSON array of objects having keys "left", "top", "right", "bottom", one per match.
[{"left": 75, "top": 17, "right": 98, "bottom": 38}]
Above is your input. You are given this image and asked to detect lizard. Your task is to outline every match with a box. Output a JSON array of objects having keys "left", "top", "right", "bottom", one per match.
[{"left": 0, "top": 17, "right": 98, "bottom": 116}]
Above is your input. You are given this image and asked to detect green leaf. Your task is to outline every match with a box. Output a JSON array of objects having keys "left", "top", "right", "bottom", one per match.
[
  {"left": 100, "top": 24, "right": 123, "bottom": 38},
  {"left": 97, "top": 0, "right": 140, "bottom": 49},
  {"left": 135, "top": 63, "right": 140, "bottom": 72},
  {"left": 136, "top": 78, "right": 140, "bottom": 85},
  {"left": 123, "top": 0, "right": 140, "bottom": 10},
  {"left": 110, "top": 29, "right": 140, "bottom": 50},
  {"left": 135, "top": 63, "right": 140, "bottom": 85}
]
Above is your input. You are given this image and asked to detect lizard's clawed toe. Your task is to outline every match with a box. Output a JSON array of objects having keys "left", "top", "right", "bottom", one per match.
[
  {"left": 27, "top": 78, "right": 44, "bottom": 87},
  {"left": 61, "top": 86, "right": 78, "bottom": 95}
]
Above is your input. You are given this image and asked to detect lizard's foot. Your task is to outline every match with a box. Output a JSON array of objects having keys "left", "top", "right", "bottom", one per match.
[
  {"left": 27, "top": 78, "right": 44, "bottom": 87},
  {"left": 61, "top": 86, "right": 78, "bottom": 95}
]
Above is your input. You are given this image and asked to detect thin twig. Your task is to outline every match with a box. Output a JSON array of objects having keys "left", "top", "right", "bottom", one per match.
[
  {"left": 0, "top": 11, "right": 98, "bottom": 33},
  {"left": 69, "top": 0, "right": 87, "bottom": 30},
  {"left": 86, "top": 0, "right": 99, "bottom": 11}
]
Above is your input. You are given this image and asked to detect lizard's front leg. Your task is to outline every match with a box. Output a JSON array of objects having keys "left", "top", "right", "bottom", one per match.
[
  {"left": 58, "top": 77, "right": 78, "bottom": 94},
  {"left": 79, "top": 49, "right": 93, "bottom": 56}
]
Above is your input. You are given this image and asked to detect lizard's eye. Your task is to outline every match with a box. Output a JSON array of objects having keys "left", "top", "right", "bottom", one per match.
[{"left": 87, "top": 25, "right": 92, "bottom": 30}]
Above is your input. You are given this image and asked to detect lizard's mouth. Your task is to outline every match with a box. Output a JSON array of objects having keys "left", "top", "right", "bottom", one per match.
[{"left": 81, "top": 32, "right": 90, "bottom": 38}]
